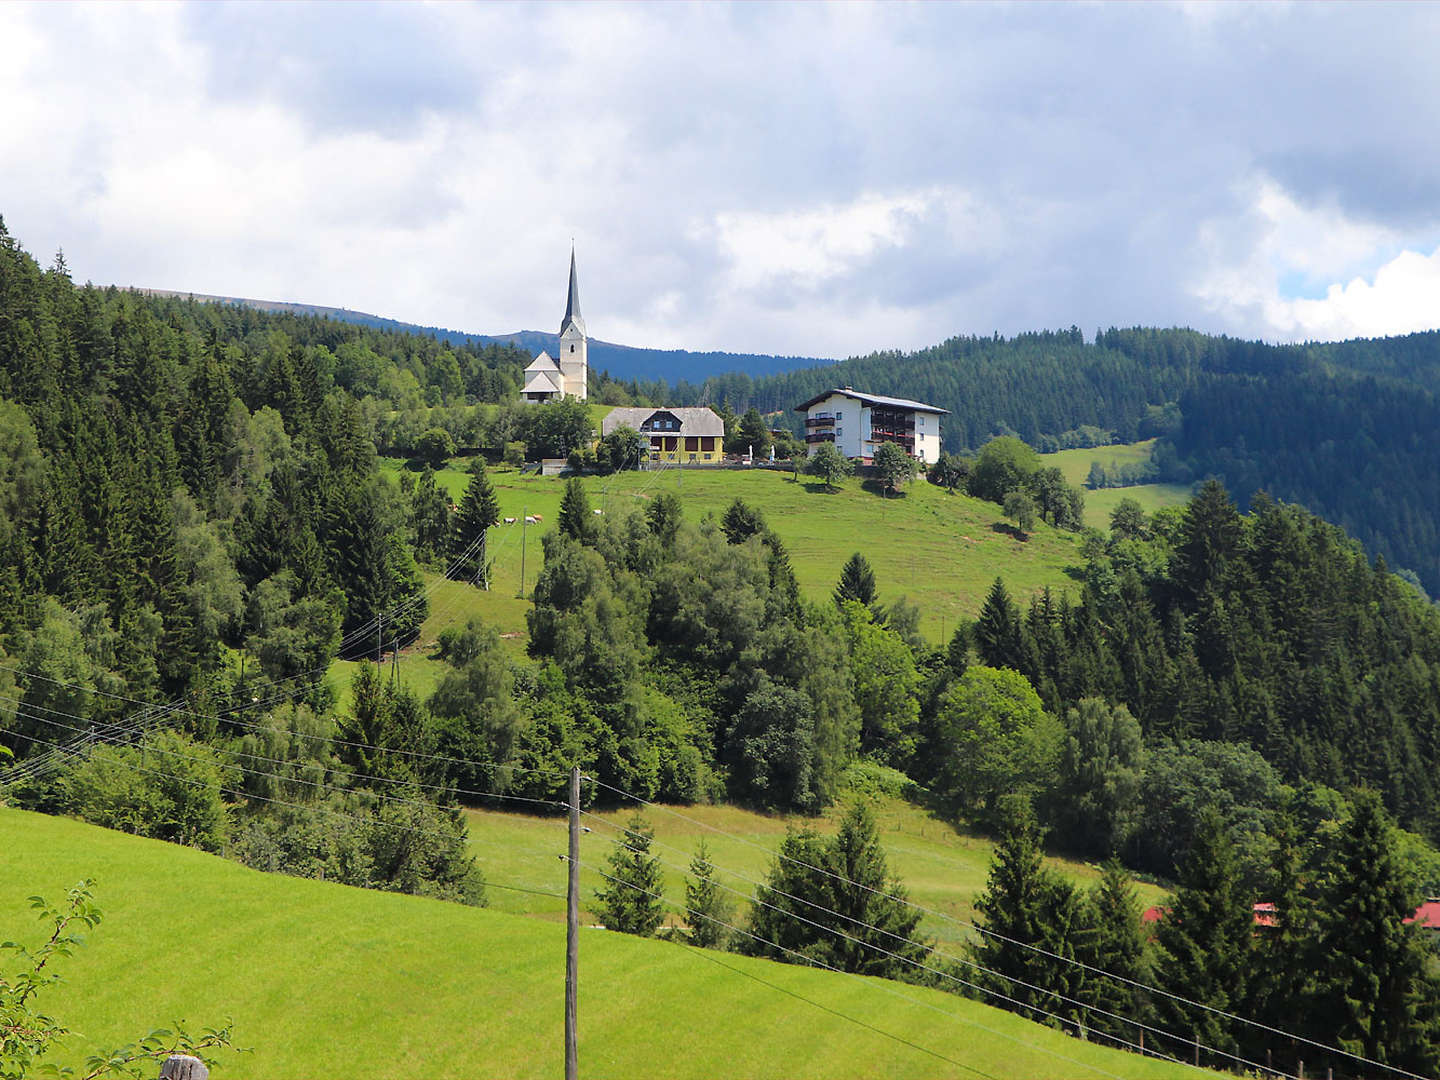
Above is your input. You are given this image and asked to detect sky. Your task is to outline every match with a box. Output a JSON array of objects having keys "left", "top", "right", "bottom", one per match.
[{"left": 4, "top": 2, "right": 1440, "bottom": 360}]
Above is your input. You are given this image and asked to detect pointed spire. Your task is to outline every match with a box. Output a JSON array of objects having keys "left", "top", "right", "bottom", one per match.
[{"left": 560, "top": 245, "right": 585, "bottom": 337}]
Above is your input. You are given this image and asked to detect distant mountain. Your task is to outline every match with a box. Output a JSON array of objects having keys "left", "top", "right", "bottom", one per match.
[{"left": 133, "top": 289, "right": 832, "bottom": 383}]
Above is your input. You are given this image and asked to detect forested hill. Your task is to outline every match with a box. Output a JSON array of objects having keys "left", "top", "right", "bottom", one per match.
[
  {"left": 137, "top": 288, "right": 832, "bottom": 382},
  {"left": 667, "top": 326, "right": 1440, "bottom": 596}
]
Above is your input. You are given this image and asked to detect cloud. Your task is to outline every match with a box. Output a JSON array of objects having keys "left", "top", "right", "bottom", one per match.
[{"left": 5, "top": 3, "right": 1440, "bottom": 358}]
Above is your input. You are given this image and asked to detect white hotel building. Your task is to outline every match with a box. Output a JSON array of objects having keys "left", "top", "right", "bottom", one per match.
[{"left": 795, "top": 387, "right": 948, "bottom": 466}]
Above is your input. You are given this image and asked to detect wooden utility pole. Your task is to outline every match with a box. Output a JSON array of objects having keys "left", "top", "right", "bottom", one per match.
[
  {"left": 565, "top": 765, "right": 580, "bottom": 1080},
  {"left": 519, "top": 506, "right": 528, "bottom": 599}
]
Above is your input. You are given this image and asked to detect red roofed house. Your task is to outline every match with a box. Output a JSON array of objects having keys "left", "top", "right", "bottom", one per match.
[
  {"left": 1404, "top": 897, "right": 1440, "bottom": 931},
  {"left": 1144, "top": 898, "right": 1438, "bottom": 931}
]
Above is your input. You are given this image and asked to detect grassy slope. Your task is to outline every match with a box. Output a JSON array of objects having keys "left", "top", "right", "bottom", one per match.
[
  {"left": 466, "top": 792, "right": 1166, "bottom": 952},
  {"left": 1, "top": 808, "right": 1201, "bottom": 1080},
  {"left": 1038, "top": 441, "right": 1192, "bottom": 530}
]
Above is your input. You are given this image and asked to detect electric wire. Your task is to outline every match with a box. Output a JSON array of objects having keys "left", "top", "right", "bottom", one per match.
[
  {"left": 583, "top": 775, "right": 1424, "bottom": 1080},
  {"left": 578, "top": 814, "right": 1255, "bottom": 1077},
  {"left": 576, "top": 857, "right": 1135, "bottom": 1080}
]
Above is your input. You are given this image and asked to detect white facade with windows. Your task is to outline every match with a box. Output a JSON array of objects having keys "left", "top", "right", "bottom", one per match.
[{"left": 794, "top": 387, "right": 947, "bottom": 465}]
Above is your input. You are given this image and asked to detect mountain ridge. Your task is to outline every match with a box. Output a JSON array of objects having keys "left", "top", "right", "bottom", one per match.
[{"left": 131, "top": 287, "right": 834, "bottom": 383}]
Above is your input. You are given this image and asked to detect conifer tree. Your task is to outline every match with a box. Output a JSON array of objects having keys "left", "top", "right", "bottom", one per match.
[
  {"left": 1311, "top": 790, "right": 1440, "bottom": 1078},
  {"left": 970, "top": 799, "right": 1093, "bottom": 1026},
  {"left": 557, "top": 477, "right": 596, "bottom": 544},
  {"left": 744, "top": 803, "right": 928, "bottom": 978},
  {"left": 1154, "top": 806, "right": 1251, "bottom": 1064},
  {"left": 450, "top": 460, "right": 500, "bottom": 588},
  {"left": 685, "top": 839, "right": 734, "bottom": 949},
  {"left": 1080, "top": 859, "right": 1152, "bottom": 1043},
  {"left": 591, "top": 814, "right": 666, "bottom": 936},
  {"left": 834, "top": 552, "right": 877, "bottom": 609},
  {"left": 974, "top": 577, "right": 1028, "bottom": 671}
]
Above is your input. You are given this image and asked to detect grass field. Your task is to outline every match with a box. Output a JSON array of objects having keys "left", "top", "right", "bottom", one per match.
[
  {"left": 381, "top": 459, "right": 1087, "bottom": 645},
  {"left": 465, "top": 789, "right": 1166, "bottom": 952},
  {"left": 1, "top": 808, "right": 1202, "bottom": 1080},
  {"left": 1036, "top": 441, "right": 1192, "bottom": 530}
]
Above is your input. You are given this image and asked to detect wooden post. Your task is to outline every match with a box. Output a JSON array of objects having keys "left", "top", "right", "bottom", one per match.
[
  {"left": 1298, "top": 1060, "right": 1305, "bottom": 1080},
  {"left": 159, "top": 1056, "right": 208, "bottom": 1080},
  {"left": 1194, "top": 1031, "right": 1199, "bottom": 1068},
  {"left": 565, "top": 765, "right": 580, "bottom": 1080},
  {"left": 518, "top": 507, "right": 528, "bottom": 599}
]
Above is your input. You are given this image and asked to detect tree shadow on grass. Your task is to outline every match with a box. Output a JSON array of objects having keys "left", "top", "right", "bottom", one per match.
[
  {"left": 801, "top": 480, "right": 842, "bottom": 494},
  {"left": 991, "top": 521, "right": 1029, "bottom": 542},
  {"left": 860, "top": 478, "right": 907, "bottom": 499}
]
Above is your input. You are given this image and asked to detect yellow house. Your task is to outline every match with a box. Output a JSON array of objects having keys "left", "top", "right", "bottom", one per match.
[{"left": 602, "top": 407, "right": 725, "bottom": 465}]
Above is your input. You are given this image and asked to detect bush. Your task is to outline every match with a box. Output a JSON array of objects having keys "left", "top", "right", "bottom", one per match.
[{"left": 59, "top": 730, "right": 233, "bottom": 853}]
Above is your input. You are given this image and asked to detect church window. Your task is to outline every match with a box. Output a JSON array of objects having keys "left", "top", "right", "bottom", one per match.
[{"left": 570, "top": 345, "right": 575, "bottom": 353}]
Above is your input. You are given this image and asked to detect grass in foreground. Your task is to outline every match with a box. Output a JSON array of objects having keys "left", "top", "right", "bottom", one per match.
[{"left": 1, "top": 808, "right": 1205, "bottom": 1080}]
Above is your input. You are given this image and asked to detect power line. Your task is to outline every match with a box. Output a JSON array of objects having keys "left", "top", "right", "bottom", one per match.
[
  {"left": 1, "top": 700, "right": 565, "bottom": 813},
  {"left": 577, "top": 858, "right": 1136, "bottom": 1080},
  {"left": 581, "top": 776, "right": 1424, "bottom": 1080},
  {"left": 580, "top": 815, "right": 1253, "bottom": 1077}
]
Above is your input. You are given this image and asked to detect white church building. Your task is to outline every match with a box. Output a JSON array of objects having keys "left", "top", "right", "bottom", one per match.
[{"left": 522, "top": 249, "right": 589, "bottom": 402}]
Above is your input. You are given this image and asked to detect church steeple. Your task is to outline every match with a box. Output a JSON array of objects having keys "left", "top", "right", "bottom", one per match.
[{"left": 559, "top": 246, "right": 585, "bottom": 338}]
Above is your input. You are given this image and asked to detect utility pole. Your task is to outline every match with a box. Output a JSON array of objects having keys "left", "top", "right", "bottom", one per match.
[
  {"left": 519, "top": 506, "right": 528, "bottom": 599},
  {"left": 565, "top": 765, "right": 581, "bottom": 1080}
]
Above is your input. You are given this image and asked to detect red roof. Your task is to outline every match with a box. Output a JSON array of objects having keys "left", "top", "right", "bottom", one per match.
[
  {"left": 1405, "top": 900, "right": 1440, "bottom": 929},
  {"left": 1142, "top": 903, "right": 1276, "bottom": 927}
]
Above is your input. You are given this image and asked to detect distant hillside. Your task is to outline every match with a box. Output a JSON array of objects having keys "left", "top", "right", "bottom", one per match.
[
  {"left": 669, "top": 326, "right": 1440, "bottom": 596},
  {"left": 134, "top": 288, "right": 832, "bottom": 383}
]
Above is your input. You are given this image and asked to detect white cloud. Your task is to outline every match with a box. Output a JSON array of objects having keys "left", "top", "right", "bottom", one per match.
[
  {"left": 1278, "top": 247, "right": 1440, "bottom": 341},
  {"left": 1192, "top": 177, "right": 1440, "bottom": 341},
  {"left": 707, "top": 191, "right": 934, "bottom": 290}
]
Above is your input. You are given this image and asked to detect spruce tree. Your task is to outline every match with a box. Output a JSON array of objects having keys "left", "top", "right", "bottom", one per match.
[
  {"left": 557, "top": 477, "right": 596, "bottom": 544},
  {"left": 450, "top": 460, "right": 500, "bottom": 588},
  {"left": 591, "top": 813, "right": 666, "bottom": 936},
  {"left": 1154, "top": 806, "right": 1251, "bottom": 1065},
  {"left": 971, "top": 799, "right": 1093, "bottom": 1027},
  {"left": 685, "top": 839, "right": 734, "bottom": 949},
  {"left": 1311, "top": 790, "right": 1440, "bottom": 1077},
  {"left": 1080, "top": 859, "right": 1152, "bottom": 1044},
  {"left": 974, "top": 577, "right": 1029, "bottom": 672},
  {"left": 834, "top": 552, "right": 877, "bottom": 609}
]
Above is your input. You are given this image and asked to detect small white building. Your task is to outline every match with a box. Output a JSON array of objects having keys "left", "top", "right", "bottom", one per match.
[
  {"left": 522, "top": 249, "right": 588, "bottom": 402},
  {"left": 794, "top": 386, "right": 948, "bottom": 465}
]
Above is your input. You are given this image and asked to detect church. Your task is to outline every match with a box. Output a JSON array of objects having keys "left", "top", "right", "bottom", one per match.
[{"left": 522, "top": 249, "right": 589, "bottom": 401}]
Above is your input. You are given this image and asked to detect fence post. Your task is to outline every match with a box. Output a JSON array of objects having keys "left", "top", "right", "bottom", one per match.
[{"left": 159, "top": 1056, "right": 208, "bottom": 1080}]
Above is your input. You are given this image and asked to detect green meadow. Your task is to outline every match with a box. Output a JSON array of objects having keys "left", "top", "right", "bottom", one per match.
[
  {"left": 1037, "top": 440, "right": 1192, "bottom": 530},
  {"left": 465, "top": 789, "right": 1166, "bottom": 953},
  {"left": 1, "top": 808, "right": 1200, "bottom": 1080}
]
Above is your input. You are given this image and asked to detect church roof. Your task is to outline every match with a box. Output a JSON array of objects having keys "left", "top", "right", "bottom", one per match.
[
  {"left": 602, "top": 407, "right": 724, "bottom": 439},
  {"left": 523, "top": 368, "right": 562, "bottom": 393},
  {"left": 526, "top": 351, "right": 560, "bottom": 372},
  {"left": 559, "top": 247, "right": 585, "bottom": 338}
]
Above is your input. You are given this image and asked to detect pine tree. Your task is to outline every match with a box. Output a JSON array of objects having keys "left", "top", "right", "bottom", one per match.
[
  {"left": 971, "top": 799, "right": 1093, "bottom": 1027},
  {"left": 685, "top": 839, "right": 734, "bottom": 949},
  {"left": 1154, "top": 806, "right": 1251, "bottom": 1065},
  {"left": 974, "top": 577, "right": 1028, "bottom": 671},
  {"left": 557, "top": 477, "right": 596, "bottom": 544},
  {"left": 1311, "top": 790, "right": 1440, "bottom": 1078},
  {"left": 591, "top": 813, "right": 666, "bottom": 936},
  {"left": 450, "top": 460, "right": 500, "bottom": 588},
  {"left": 834, "top": 552, "right": 877, "bottom": 609},
  {"left": 1080, "top": 859, "right": 1152, "bottom": 1044}
]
